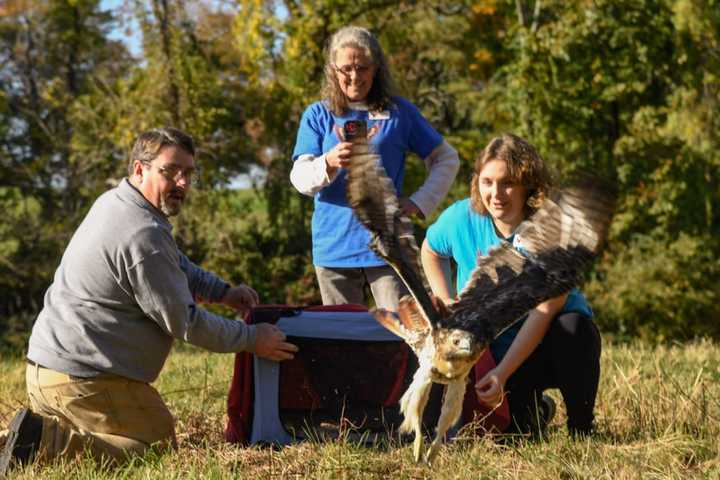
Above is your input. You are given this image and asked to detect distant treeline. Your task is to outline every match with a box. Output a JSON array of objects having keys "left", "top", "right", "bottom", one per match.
[{"left": 1, "top": 0, "right": 718, "bottom": 349}]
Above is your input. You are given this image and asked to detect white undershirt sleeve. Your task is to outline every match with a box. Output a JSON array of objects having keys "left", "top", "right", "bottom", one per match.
[
  {"left": 408, "top": 140, "right": 460, "bottom": 217},
  {"left": 289, "top": 154, "right": 340, "bottom": 196}
]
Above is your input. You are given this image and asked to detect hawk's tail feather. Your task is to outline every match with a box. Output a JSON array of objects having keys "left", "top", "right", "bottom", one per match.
[{"left": 370, "top": 296, "right": 431, "bottom": 355}]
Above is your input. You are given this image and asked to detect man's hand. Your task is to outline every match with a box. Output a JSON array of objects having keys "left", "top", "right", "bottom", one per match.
[
  {"left": 399, "top": 197, "right": 424, "bottom": 219},
  {"left": 254, "top": 323, "right": 299, "bottom": 361},
  {"left": 475, "top": 368, "right": 506, "bottom": 408},
  {"left": 222, "top": 284, "right": 259, "bottom": 316}
]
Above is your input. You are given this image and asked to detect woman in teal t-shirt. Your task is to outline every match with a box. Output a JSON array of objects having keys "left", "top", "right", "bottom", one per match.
[{"left": 422, "top": 134, "right": 600, "bottom": 436}]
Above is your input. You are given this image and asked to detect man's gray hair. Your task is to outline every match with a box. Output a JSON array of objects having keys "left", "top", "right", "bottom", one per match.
[
  {"left": 321, "top": 26, "right": 398, "bottom": 115},
  {"left": 127, "top": 127, "right": 195, "bottom": 176}
]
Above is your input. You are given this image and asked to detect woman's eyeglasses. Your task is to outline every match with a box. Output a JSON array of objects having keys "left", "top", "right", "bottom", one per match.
[{"left": 334, "top": 64, "right": 373, "bottom": 77}]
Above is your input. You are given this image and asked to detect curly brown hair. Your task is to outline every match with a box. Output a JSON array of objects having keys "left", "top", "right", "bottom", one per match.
[
  {"left": 470, "top": 133, "right": 553, "bottom": 216},
  {"left": 321, "top": 26, "right": 397, "bottom": 115}
]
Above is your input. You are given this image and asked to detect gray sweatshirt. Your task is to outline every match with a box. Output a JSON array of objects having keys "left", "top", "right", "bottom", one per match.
[{"left": 27, "top": 179, "right": 257, "bottom": 383}]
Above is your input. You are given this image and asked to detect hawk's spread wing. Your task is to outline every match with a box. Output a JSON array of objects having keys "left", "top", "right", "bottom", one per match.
[
  {"left": 345, "top": 140, "right": 442, "bottom": 329},
  {"left": 445, "top": 179, "right": 615, "bottom": 343},
  {"left": 513, "top": 175, "right": 615, "bottom": 257}
]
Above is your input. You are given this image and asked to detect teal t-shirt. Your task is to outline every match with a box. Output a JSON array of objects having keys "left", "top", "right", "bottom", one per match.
[{"left": 425, "top": 198, "right": 593, "bottom": 360}]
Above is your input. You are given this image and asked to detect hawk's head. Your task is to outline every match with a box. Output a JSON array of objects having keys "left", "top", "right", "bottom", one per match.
[
  {"left": 429, "top": 328, "right": 485, "bottom": 383},
  {"left": 373, "top": 299, "right": 484, "bottom": 383}
]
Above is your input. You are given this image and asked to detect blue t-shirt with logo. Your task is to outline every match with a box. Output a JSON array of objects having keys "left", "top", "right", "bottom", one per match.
[
  {"left": 292, "top": 97, "right": 443, "bottom": 267},
  {"left": 425, "top": 198, "right": 593, "bottom": 360}
]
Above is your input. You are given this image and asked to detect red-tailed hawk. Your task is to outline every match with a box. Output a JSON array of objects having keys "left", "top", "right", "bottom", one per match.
[{"left": 346, "top": 134, "right": 615, "bottom": 463}]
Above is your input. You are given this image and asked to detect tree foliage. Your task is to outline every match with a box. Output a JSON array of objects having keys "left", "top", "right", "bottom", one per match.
[
  {"left": 0, "top": 0, "right": 129, "bottom": 345},
  {"left": 1, "top": 0, "right": 718, "bottom": 346}
]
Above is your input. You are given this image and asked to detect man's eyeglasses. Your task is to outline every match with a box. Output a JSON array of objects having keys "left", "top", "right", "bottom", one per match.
[
  {"left": 334, "top": 63, "right": 373, "bottom": 77},
  {"left": 144, "top": 162, "right": 199, "bottom": 186}
]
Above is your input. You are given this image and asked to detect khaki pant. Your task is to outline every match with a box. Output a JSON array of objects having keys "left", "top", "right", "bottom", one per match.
[
  {"left": 315, "top": 265, "right": 408, "bottom": 311},
  {"left": 25, "top": 363, "right": 176, "bottom": 463}
]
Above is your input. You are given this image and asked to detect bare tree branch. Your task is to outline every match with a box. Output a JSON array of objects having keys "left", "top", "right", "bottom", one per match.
[
  {"left": 515, "top": 0, "right": 527, "bottom": 28},
  {"left": 531, "top": 0, "right": 542, "bottom": 33}
]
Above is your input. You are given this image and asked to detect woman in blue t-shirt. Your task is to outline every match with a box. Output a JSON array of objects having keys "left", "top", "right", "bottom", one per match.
[
  {"left": 290, "top": 26, "right": 459, "bottom": 311},
  {"left": 422, "top": 133, "right": 600, "bottom": 436}
]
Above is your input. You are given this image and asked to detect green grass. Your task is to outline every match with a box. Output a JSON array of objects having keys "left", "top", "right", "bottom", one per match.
[{"left": 2, "top": 340, "right": 719, "bottom": 479}]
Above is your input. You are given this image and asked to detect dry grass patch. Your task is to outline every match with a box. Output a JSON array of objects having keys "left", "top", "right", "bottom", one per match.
[{"left": 1, "top": 339, "right": 719, "bottom": 479}]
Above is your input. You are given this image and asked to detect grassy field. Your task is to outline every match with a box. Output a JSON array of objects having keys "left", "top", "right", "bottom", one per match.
[{"left": 1, "top": 339, "right": 719, "bottom": 479}]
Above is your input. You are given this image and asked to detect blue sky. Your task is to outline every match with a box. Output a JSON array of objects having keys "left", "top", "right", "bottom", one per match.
[
  {"left": 101, "top": 0, "right": 142, "bottom": 57},
  {"left": 97, "top": 0, "right": 262, "bottom": 188}
]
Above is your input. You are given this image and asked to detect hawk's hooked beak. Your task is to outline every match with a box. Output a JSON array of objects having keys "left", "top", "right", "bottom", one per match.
[
  {"left": 455, "top": 337, "right": 472, "bottom": 354},
  {"left": 441, "top": 331, "right": 478, "bottom": 361}
]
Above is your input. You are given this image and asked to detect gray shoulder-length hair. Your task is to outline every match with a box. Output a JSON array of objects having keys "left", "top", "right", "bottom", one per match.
[{"left": 320, "top": 26, "right": 398, "bottom": 115}]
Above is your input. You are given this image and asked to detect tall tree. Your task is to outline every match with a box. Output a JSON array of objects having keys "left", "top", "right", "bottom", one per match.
[
  {"left": 583, "top": 0, "right": 720, "bottom": 339},
  {"left": 0, "top": 0, "right": 128, "bottom": 346}
]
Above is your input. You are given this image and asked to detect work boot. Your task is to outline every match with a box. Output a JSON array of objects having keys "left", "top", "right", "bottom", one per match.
[
  {"left": 0, "top": 408, "right": 43, "bottom": 476},
  {"left": 539, "top": 394, "right": 556, "bottom": 431},
  {"left": 523, "top": 394, "right": 556, "bottom": 440}
]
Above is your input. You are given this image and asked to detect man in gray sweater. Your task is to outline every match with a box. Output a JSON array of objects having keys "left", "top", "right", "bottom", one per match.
[{"left": 1, "top": 128, "right": 298, "bottom": 473}]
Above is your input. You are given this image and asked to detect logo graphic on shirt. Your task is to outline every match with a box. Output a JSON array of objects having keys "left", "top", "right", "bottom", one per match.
[
  {"left": 367, "top": 123, "right": 380, "bottom": 139},
  {"left": 343, "top": 120, "right": 366, "bottom": 141},
  {"left": 335, "top": 121, "right": 382, "bottom": 142}
]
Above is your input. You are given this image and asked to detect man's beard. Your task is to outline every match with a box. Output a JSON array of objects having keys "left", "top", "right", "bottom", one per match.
[{"left": 160, "top": 192, "right": 184, "bottom": 216}]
